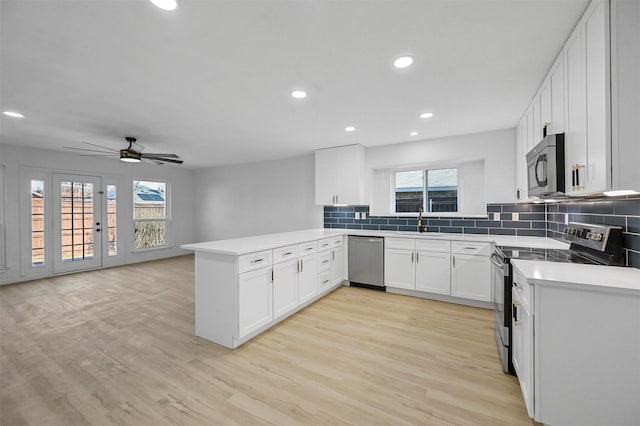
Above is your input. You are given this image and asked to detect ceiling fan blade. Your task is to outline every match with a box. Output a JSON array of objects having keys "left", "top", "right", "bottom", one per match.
[
  {"left": 142, "top": 158, "right": 164, "bottom": 166},
  {"left": 145, "top": 157, "right": 183, "bottom": 164},
  {"left": 64, "top": 146, "right": 116, "bottom": 154},
  {"left": 81, "top": 141, "right": 120, "bottom": 152},
  {"left": 79, "top": 154, "right": 118, "bottom": 157},
  {"left": 142, "top": 153, "right": 179, "bottom": 158}
]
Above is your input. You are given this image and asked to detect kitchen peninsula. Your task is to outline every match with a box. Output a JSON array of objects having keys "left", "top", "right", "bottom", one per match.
[{"left": 182, "top": 229, "right": 569, "bottom": 349}]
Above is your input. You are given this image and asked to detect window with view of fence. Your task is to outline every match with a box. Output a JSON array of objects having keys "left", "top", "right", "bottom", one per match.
[{"left": 133, "top": 181, "right": 167, "bottom": 249}]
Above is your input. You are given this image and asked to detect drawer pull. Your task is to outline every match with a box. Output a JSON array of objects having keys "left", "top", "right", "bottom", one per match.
[
  {"left": 322, "top": 279, "right": 330, "bottom": 284},
  {"left": 282, "top": 251, "right": 293, "bottom": 256},
  {"left": 464, "top": 247, "right": 477, "bottom": 250},
  {"left": 305, "top": 247, "right": 313, "bottom": 251},
  {"left": 250, "top": 258, "right": 264, "bottom": 264},
  {"left": 322, "top": 260, "right": 329, "bottom": 264}
]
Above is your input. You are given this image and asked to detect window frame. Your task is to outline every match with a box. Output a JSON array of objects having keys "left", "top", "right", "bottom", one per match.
[
  {"left": 132, "top": 179, "right": 170, "bottom": 251},
  {"left": 391, "top": 164, "right": 461, "bottom": 216}
]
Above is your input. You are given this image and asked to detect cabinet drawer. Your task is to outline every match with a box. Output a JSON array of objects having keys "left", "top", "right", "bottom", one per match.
[
  {"left": 416, "top": 239, "right": 451, "bottom": 253},
  {"left": 318, "top": 238, "right": 332, "bottom": 252},
  {"left": 273, "top": 244, "right": 298, "bottom": 264},
  {"left": 331, "top": 236, "right": 343, "bottom": 247},
  {"left": 318, "top": 270, "right": 331, "bottom": 291},
  {"left": 318, "top": 251, "right": 331, "bottom": 272},
  {"left": 385, "top": 237, "right": 415, "bottom": 250},
  {"left": 298, "top": 241, "right": 317, "bottom": 256},
  {"left": 239, "top": 250, "right": 272, "bottom": 273},
  {"left": 513, "top": 268, "right": 532, "bottom": 310},
  {"left": 451, "top": 241, "right": 491, "bottom": 256}
]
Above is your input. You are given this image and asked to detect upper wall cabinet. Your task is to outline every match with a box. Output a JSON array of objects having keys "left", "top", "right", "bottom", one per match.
[
  {"left": 515, "top": 0, "right": 640, "bottom": 198},
  {"left": 315, "top": 144, "right": 367, "bottom": 205},
  {"left": 564, "top": 0, "right": 609, "bottom": 195}
]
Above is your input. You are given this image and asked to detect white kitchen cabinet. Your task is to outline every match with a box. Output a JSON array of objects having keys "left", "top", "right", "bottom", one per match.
[
  {"left": 515, "top": 118, "right": 529, "bottom": 201},
  {"left": 298, "top": 254, "right": 317, "bottom": 304},
  {"left": 385, "top": 238, "right": 452, "bottom": 295},
  {"left": 451, "top": 254, "right": 491, "bottom": 301},
  {"left": 385, "top": 248, "right": 416, "bottom": 289},
  {"left": 512, "top": 270, "right": 534, "bottom": 418},
  {"left": 564, "top": 0, "right": 610, "bottom": 195},
  {"left": 238, "top": 266, "right": 273, "bottom": 339},
  {"left": 273, "top": 258, "right": 299, "bottom": 319},
  {"left": 610, "top": 0, "right": 640, "bottom": 192},
  {"left": 450, "top": 242, "right": 491, "bottom": 302},
  {"left": 315, "top": 144, "right": 366, "bottom": 205},
  {"left": 329, "top": 236, "right": 346, "bottom": 287},
  {"left": 415, "top": 251, "right": 451, "bottom": 295},
  {"left": 549, "top": 55, "right": 565, "bottom": 134}
]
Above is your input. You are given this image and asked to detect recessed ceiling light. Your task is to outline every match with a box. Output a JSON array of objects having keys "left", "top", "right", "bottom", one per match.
[
  {"left": 149, "top": 0, "right": 177, "bottom": 11},
  {"left": 3, "top": 111, "right": 25, "bottom": 118},
  {"left": 410, "top": 131, "right": 418, "bottom": 136},
  {"left": 291, "top": 90, "right": 307, "bottom": 99},
  {"left": 393, "top": 56, "right": 414, "bottom": 69},
  {"left": 420, "top": 112, "right": 434, "bottom": 119},
  {"left": 345, "top": 126, "right": 356, "bottom": 132}
]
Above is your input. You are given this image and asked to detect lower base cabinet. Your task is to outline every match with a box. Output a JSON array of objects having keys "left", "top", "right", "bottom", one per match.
[
  {"left": 238, "top": 266, "right": 273, "bottom": 339},
  {"left": 450, "top": 253, "right": 491, "bottom": 302},
  {"left": 273, "top": 259, "right": 299, "bottom": 320},
  {"left": 385, "top": 248, "right": 415, "bottom": 289},
  {"left": 415, "top": 251, "right": 451, "bottom": 295},
  {"left": 298, "top": 254, "right": 318, "bottom": 304}
]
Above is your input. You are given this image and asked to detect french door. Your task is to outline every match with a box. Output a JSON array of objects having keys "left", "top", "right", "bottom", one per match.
[{"left": 52, "top": 174, "right": 103, "bottom": 273}]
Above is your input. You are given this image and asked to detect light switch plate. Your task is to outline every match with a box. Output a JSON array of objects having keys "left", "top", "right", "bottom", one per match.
[
  {"left": 493, "top": 213, "right": 500, "bottom": 221},
  {"left": 512, "top": 212, "right": 519, "bottom": 221}
]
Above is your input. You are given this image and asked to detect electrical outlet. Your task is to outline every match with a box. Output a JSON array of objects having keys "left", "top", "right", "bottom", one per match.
[
  {"left": 493, "top": 212, "right": 500, "bottom": 221},
  {"left": 361, "top": 212, "right": 367, "bottom": 220},
  {"left": 354, "top": 212, "right": 361, "bottom": 220},
  {"left": 565, "top": 213, "right": 569, "bottom": 225},
  {"left": 512, "top": 212, "right": 519, "bottom": 221}
]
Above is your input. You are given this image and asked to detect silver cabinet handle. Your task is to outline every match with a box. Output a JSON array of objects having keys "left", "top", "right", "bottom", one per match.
[
  {"left": 411, "top": 252, "right": 414, "bottom": 263},
  {"left": 251, "top": 258, "right": 264, "bottom": 264},
  {"left": 305, "top": 247, "right": 313, "bottom": 251},
  {"left": 322, "top": 259, "right": 329, "bottom": 264},
  {"left": 452, "top": 255, "right": 455, "bottom": 267},
  {"left": 300, "top": 259, "right": 303, "bottom": 273},
  {"left": 283, "top": 251, "right": 293, "bottom": 256},
  {"left": 332, "top": 250, "right": 335, "bottom": 261},
  {"left": 322, "top": 279, "right": 330, "bottom": 284},
  {"left": 416, "top": 252, "right": 419, "bottom": 263},
  {"left": 271, "top": 269, "right": 274, "bottom": 282}
]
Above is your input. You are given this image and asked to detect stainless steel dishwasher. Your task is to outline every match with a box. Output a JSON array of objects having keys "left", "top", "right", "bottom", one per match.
[{"left": 348, "top": 236, "right": 385, "bottom": 290}]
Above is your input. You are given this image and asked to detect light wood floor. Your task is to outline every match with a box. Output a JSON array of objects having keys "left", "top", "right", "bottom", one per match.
[{"left": 1, "top": 255, "right": 535, "bottom": 425}]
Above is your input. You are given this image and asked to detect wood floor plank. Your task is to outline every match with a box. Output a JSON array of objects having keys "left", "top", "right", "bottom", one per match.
[{"left": 1, "top": 255, "right": 535, "bottom": 425}]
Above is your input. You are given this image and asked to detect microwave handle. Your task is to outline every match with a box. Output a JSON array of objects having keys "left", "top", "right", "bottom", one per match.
[{"left": 535, "top": 154, "right": 548, "bottom": 187}]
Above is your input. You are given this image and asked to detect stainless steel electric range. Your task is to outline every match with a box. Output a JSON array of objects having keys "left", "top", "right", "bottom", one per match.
[{"left": 491, "top": 222, "right": 624, "bottom": 374}]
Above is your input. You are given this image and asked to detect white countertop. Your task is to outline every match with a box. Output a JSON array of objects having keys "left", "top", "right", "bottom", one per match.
[
  {"left": 512, "top": 259, "right": 640, "bottom": 295},
  {"left": 181, "top": 228, "right": 569, "bottom": 255}
]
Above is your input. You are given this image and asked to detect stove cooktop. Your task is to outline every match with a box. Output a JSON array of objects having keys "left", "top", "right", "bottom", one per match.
[{"left": 497, "top": 246, "right": 597, "bottom": 264}]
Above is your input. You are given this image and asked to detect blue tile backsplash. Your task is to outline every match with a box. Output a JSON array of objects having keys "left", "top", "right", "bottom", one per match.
[{"left": 323, "top": 195, "right": 640, "bottom": 267}]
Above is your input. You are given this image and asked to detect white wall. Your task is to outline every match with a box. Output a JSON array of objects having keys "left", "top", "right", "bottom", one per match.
[
  {"left": 367, "top": 128, "right": 516, "bottom": 207},
  {"left": 0, "top": 143, "right": 194, "bottom": 285},
  {"left": 192, "top": 154, "right": 323, "bottom": 241}
]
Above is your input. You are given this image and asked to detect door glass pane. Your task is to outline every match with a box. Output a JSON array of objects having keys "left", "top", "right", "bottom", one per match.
[
  {"left": 395, "top": 170, "right": 424, "bottom": 213},
  {"left": 31, "top": 180, "right": 45, "bottom": 266},
  {"left": 107, "top": 185, "right": 117, "bottom": 256},
  {"left": 426, "top": 168, "right": 458, "bottom": 213},
  {"left": 61, "top": 181, "right": 95, "bottom": 262}
]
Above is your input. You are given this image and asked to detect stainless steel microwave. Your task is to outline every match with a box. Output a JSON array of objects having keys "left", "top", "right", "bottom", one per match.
[{"left": 525, "top": 133, "right": 565, "bottom": 197}]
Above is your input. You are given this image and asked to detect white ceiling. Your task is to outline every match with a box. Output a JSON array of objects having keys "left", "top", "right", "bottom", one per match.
[{"left": 1, "top": 0, "right": 589, "bottom": 169}]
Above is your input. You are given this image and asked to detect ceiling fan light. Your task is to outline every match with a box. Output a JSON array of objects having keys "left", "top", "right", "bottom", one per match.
[
  {"left": 120, "top": 157, "right": 141, "bottom": 163},
  {"left": 150, "top": 0, "right": 177, "bottom": 11}
]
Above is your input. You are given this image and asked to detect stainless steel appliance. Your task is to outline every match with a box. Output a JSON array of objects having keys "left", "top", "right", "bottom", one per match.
[
  {"left": 492, "top": 222, "right": 624, "bottom": 374},
  {"left": 526, "top": 133, "right": 565, "bottom": 198},
  {"left": 348, "top": 236, "right": 385, "bottom": 290}
]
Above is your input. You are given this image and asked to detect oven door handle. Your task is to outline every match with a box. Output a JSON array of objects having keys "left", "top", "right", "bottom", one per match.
[{"left": 490, "top": 253, "right": 505, "bottom": 270}]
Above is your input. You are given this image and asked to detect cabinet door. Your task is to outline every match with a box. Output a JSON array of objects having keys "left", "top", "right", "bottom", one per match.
[
  {"left": 298, "top": 254, "right": 317, "bottom": 304},
  {"left": 550, "top": 55, "right": 565, "bottom": 134},
  {"left": 520, "top": 300, "right": 534, "bottom": 418},
  {"left": 415, "top": 251, "right": 451, "bottom": 295},
  {"left": 532, "top": 97, "right": 541, "bottom": 146},
  {"left": 238, "top": 267, "right": 273, "bottom": 338},
  {"left": 539, "top": 80, "right": 552, "bottom": 136},
  {"left": 273, "top": 259, "right": 299, "bottom": 319},
  {"left": 315, "top": 145, "right": 366, "bottom": 205},
  {"left": 512, "top": 289, "right": 524, "bottom": 376},
  {"left": 384, "top": 249, "right": 415, "bottom": 289},
  {"left": 515, "top": 121, "right": 523, "bottom": 201},
  {"left": 584, "top": 0, "right": 609, "bottom": 193},
  {"left": 330, "top": 247, "right": 344, "bottom": 286},
  {"left": 565, "top": 23, "right": 588, "bottom": 195},
  {"left": 450, "top": 254, "right": 491, "bottom": 301}
]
